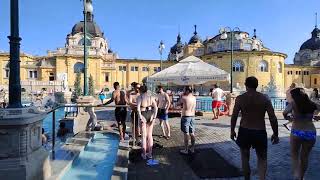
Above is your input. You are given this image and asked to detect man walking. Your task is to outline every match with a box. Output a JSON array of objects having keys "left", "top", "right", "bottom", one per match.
[
  {"left": 157, "top": 85, "right": 171, "bottom": 139},
  {"left": 230, "top": 77, "right": 279, "bottom": 180},
  {"left": 180, "top": 86, "right": 197, "bottom": 154},
  {"left": 102, "top": 82, "right": 128, "bottom": 141},
  {"left": 211, "top": 84, "right": 225, "bottom": 120}
]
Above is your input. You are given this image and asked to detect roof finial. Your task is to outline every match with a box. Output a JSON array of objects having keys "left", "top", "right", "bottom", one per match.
[
  {"left": 194, "top": 25, "right": 197, "bottom": 35},
  {"left": 315, "top": 12, "right": 318, "bottom": 28},
  {"left": 253, "top": 29, "right": 257, "bottom": 38}
]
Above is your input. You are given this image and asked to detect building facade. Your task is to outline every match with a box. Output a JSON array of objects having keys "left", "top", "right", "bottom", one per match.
[{"left": 0, "top": 1, "right": 318, "bottom": 93}]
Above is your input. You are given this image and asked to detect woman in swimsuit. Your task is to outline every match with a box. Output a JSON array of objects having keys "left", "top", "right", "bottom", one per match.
[
  {"left": 137, "top": 85, "right": 158, "bottom": 159},
  {"left": 283, "top": 88, "right": 320, "bottom": 180}
]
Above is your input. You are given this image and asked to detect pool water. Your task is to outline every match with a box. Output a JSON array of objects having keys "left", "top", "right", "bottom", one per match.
[
  {"left": 61, "top": 133, "right": 119, "bottom": 180},
  {"left": 42, "top": 108, "right": 65, "bottom": 136}
]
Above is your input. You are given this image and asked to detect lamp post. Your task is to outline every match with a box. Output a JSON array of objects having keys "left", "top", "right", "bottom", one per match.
[
  {"left": 219, "top": 27, "right": 241, "bottom": 93},
  {"left": 7, "top": 0, "right": 22, "bottom": 108},
  {"left": 82, "top": 0, "right": 93, "bottom": 96},
  {"left": 158, "top": 40, "right": 165, "bottom": 71}
]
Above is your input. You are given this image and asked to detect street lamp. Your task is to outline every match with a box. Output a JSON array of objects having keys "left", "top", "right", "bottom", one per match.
[
  {"left": 7, "top": 0, "right": 22, "bottom": 108},
  {"left": 82, "top": 0, "right": 93, "bottom": 96},
  {"left": 158, "top": 40, "right": 165, "bottom": 71},
  {"left": 219, "top": 27, "right": 242, "bottom": 93}
]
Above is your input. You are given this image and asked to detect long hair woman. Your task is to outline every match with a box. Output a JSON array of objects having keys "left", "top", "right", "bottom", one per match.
[
  {"left": 137, "top": 85, "right": 158, "bottom": 159},
  {"left": 283, "top": 88, "right": 319, "bottom": 180}
]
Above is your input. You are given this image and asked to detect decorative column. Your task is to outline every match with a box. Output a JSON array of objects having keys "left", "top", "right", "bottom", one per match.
[{"left": 0, "top": 0, "right": 51, "bottom": 179}]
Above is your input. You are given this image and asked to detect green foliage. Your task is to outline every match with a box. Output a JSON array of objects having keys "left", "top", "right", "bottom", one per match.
[
  {"left": 89, "top": 74, "right": 95, "bottom": 96},
  {"left": 74, "top": 72, "right": 82, "bottom": 97}
]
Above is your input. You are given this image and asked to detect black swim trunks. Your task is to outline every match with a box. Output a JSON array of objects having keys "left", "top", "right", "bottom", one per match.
[
  {"left": 115, "top": 107, "right": 127, "bottom": 125},
  {"left": 236, "top": 127, "right": 267, "bottom": 150}
]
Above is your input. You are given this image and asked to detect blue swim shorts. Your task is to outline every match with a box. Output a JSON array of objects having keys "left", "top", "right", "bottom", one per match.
[{"left": 181, "top": 116, "right": 195, "bottom": 134}]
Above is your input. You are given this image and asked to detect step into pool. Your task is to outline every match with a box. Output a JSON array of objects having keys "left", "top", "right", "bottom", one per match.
[{"left": 61, "top": 133, "right": 119, "bottom": 180}]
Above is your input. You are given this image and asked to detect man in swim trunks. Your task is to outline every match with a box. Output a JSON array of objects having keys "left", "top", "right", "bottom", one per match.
[
  {"left": 179, "top": 86, "right": 197, "bottom": 155},
  {"left": 230, "top": 76, "right": 279, "bottom": 180},
  {"left": 103, "top": 82, "right": 127, "bottom": 141},
  {"left": 211, "top": 84, "right": 225, "bottom": 120},
  {"left": 129, "top": 83, "right": 141, "bottom": 144},
  {"left": 157, "top": 85, "right": 171, "bottom": 139}
]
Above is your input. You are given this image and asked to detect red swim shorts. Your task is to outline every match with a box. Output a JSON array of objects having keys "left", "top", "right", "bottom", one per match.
[{"left": 212, "top": 100, "right": 222, "bottom": 109}]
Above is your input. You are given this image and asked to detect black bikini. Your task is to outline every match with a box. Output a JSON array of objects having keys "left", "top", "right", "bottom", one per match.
[{"left": 140, "top": 96, "right": 154, "bottom": 123}]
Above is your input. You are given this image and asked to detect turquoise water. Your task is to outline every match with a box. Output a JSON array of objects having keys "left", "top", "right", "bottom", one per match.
[
  {"left": 61, "top": 133, "right": 119, "bottom": 180},
  {"left": 42, "top": 108, "right": 65, "bottom": 135}
]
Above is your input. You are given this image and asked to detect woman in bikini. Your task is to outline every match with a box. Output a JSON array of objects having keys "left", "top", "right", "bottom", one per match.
[
  {"left": 137, "top": 85, "right": 158, "bottom": 159},
  {"left": 283, "top": 88, "right": 320, "bottom": 180}
]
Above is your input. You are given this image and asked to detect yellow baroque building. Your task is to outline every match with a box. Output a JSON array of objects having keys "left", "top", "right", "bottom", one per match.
[{"left": 0, "top": 2, "right": 319, "bottom": 94}]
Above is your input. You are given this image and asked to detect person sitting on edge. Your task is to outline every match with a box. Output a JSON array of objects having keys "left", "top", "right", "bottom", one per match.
[
  {"left": 42, "top": 128, "right": 47, "bottom": 145},
  {"left": 211, "top": 84, "right": 225, "bottom": 120},
  {"left": 179, "top": 86, "right": 197, "bottom": 155},
  {"left": 157, "top": 85, "right": 171, "bottom": 139},
  {"left": 57, "top": 122, "right": 69, "bottom": 137},
  {"left": 101, "top": 82, "right": 128, "bottom": 141},
  {"left": 231, "top": 76, "right": 279, "bottom": 180}
]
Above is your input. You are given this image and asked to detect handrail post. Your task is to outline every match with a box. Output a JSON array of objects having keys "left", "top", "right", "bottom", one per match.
[
  {"left": 52, "top": 110, "right": 56, "bottom": 159},
  {"left": 133, "top": 113, "right": 136, "bottom": 147}
]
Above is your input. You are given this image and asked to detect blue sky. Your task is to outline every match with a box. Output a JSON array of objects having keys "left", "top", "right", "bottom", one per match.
[{"left": 0, "top": 0, "right": 319, "bottom": 63}]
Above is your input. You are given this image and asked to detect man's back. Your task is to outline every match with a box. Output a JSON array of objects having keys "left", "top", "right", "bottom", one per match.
[
  {"left": 113, "top": 90, "right": 126, "bottom": 105},
  {"left": 212, "top": 88, "right": 224, "bottom": 101},
  {"left": 181, "top": 94, "right": 196, "bottom": 117},
  {"left": 234, "top": 91, "right": 276, "bottom": 130}
]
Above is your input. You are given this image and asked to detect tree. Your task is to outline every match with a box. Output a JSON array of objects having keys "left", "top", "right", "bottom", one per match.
[
  {"left": 74, "top": 72, "right": 82, "bottom": 98},
  {"left": 89, "top": 74, "right": 95, "bottom": 96}
]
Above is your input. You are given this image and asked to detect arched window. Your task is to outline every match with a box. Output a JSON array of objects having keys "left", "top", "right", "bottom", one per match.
[
  {"left": 258, "top": 60, "right": 268, "bottom": 72},
  {"left": 277, "top": 62, "right": 282, "bottom": 73},
  {"left": 78, "top": 37, "right": 92, "bottom": 46},
  {"left": 217, "top": 44, "right": 224, "bottom": 51},
  {"left": 74, "top": 62, "right": 84, "bottom": 73},
  {"left": 3, "top": 62, "right": 9, "bottom": 78},
  {"left": 233, "top": 60, "right": 244, "bottom": 72}
]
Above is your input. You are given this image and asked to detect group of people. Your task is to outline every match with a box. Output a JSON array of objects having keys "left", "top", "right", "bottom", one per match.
[
  {"left": 102, "top": 77, "right": 319, "bottom": 179},
  {"left": 101, "top": 82, "right": 171, "bottom": 159},
  {"left": 231, "top": 77, "right": 319, "bottom": 180}
]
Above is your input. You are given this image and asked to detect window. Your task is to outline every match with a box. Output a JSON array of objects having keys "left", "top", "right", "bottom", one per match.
[
  {"left": 277, "top": 62, "right": 282, "bottom": 73},
  {"left": 28, "top": 70, "right": 38, "bottom": 79},
  {"left": 74, "top": 62, "right": 84, "bottom": 73},
  {"left": 119, "top": 66, "right": 127, "bottom": 71},
  {"left": 131, "top": 66, "right": 138, "bottom": 71},
  {"left": 315, "top": 78, "right": 318, "bottom": 85},
  {"left": 207, "top": 47, "right": 213, "bottom": 53},
  {"left": 233, "top": 42, "right": 240, "bottom": 50},
  {"left": 258, "top": 60, "right": 268, "bottom": 72},
  {"left": 154, "top": 67, "right": 161, "bottom": 72},
  {"left": 296, "top": 71, "right": 301, "bottom": 75},
  {"left": 105, "top": 73, "right": 109, "bottom": 82},
  {"left": 142, "top": 67, "right": 149, "bottom": 72},
  {"left": 243, "top": 43, "right": 251, "bottom": 51},
  {"left": 217, "top": 44, "right": 224, "bottom": 51},
  {"left": 4, "top": 69, "right": 9, "bottom": 78},
  {"left": 78, "top": 37, "right": 92, "bottom": 46},
  {"left": 49, "top": 72, "right": 55, "bottom": 81},
  {"left": 287, "top": 71, "right": 293, "bottom": 75},
  {"left": 233, "top": 60, "right": 244, "bottom": 72},
  {"left": 303, "top": 71, "right": 309, "bottom": 75}
]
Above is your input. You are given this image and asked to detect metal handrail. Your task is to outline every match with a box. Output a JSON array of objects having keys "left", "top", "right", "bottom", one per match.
[{"left": 48, "top": 104, "right": 130, "bottom": 159}]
